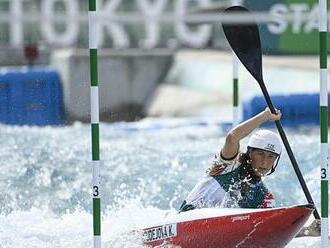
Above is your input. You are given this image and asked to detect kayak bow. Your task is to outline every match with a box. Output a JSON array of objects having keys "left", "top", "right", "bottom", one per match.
[{"left": 142, "top": 204, "right": 314, "bottom": 248}]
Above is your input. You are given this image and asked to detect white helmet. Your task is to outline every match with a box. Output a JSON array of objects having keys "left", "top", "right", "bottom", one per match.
[{"left": 247, "top": 130, "right": 282, "bottom": 155}]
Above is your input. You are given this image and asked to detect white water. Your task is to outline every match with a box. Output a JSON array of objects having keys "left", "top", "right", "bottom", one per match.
[{"left": 0, "top": 120, "right": 328, "bottom": 247}]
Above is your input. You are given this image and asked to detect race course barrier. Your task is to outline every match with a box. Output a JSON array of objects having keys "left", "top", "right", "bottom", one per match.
[
  {"left": 243, "top": 94, "right": 320, "bottom": 126},
  {"left": 0, "top": 67, "right": 64, "bottom": 126}
]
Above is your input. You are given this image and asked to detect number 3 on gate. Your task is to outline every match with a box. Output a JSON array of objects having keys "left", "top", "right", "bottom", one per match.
[
  {"left": 321, "top": 168, "right": 327, "bottom": 179},
  {"left": 93, "top": 186, "right": 99, "bottom": 197}
]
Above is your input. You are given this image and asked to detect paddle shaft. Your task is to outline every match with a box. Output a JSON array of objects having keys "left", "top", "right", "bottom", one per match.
[{"left": 259, "top": 82, "right": 320, "bottom": 220}]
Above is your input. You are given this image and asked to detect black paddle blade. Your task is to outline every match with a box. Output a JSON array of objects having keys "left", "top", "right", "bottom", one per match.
[{"left": 222, "top": 6, "right": 263, "bottom": 84}]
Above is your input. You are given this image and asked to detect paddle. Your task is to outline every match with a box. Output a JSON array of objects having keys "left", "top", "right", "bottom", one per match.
[{"left": 222, "top": 6, "right": 320, "bottom": 220}]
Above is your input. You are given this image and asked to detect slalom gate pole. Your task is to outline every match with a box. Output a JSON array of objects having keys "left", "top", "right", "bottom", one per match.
[
  {"left": 232, "top": 52, "right": 239, "bottom": 127},
  {"left": 319, "top": 0, "right": 329, "bottom": 246},
  {"left": 89, "top": 0, "right": 101, "bottom": 247}
]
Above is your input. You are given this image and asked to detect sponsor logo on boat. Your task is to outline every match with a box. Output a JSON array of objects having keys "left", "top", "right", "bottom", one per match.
[
  {"left": 231, "top": 215, "right": 250, "bottom": 222},
  {"left": 143, "top": 223, "right": 177, "bottom": 243}
]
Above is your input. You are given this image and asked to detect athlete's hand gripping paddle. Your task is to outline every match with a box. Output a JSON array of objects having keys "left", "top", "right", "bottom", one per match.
[{"left": 222, "top": 6, "right": 320, "bottom": 220}]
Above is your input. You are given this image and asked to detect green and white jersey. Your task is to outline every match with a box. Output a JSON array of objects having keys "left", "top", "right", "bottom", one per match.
[{"left": 180, "top": 152, "right": 275, "bottom": 212}]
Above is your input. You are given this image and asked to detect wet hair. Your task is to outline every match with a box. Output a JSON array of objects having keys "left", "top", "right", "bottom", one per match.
[{"left": 208, "top": 151, "right": 251, "bottom": 177}]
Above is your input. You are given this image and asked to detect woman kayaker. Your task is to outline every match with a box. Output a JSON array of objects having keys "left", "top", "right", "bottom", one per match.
[{"left": 179, "top": 107, "right": 282, "bottom": 212}]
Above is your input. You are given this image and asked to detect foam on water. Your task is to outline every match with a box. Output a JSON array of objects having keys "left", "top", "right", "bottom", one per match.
[{"left": 0, "top": 120, "right": 328, "bottom": 247}]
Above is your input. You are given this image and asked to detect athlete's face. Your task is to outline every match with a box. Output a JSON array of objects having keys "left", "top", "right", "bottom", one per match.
[{"left": 249, "top": 149, "right": 278, "bottom": 177}]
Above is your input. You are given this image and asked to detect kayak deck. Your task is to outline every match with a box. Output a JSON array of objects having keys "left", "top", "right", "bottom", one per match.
[{"left": 142, "top": 204, "right": 314, "bottom": 248}]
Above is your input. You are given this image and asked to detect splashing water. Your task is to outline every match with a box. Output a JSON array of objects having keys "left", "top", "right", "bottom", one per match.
[{"left": 0, "top": 120, "right": 327, "bottom": 247}]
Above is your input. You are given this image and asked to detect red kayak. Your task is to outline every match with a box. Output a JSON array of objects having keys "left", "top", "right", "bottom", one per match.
[{"left": 142, "top": 204, "right": 314, "bottom": 248}]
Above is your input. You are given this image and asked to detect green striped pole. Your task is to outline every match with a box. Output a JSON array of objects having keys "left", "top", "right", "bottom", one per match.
[
  {"left": 319, "top": 0, "right": 329, "bottom": 246},
  {"left": 89, "top": 0, "right": 101, "bottom": 247},
  {"left": 232, "top": 52, "right": 239, "bottom": 127}
]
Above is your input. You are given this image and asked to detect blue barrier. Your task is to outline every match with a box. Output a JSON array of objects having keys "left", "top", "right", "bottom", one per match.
[
  {"left": 243, "top": 94, "right": 320, "bottom": 126},
  {"left": 0, "top": 67, "right": 64, "bottom": 126}
]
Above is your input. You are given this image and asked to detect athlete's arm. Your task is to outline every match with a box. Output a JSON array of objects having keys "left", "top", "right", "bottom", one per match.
[{"left": 221, "top": 108, "right": 281, "bottom": 159}]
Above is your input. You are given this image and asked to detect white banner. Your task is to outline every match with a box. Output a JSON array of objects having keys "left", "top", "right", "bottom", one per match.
[
  {"left": 7, "top": 0, "right": 213, "bottom": 48},
  {"left": 6, "top": 0, "right": 325, "bottom": 48}
]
